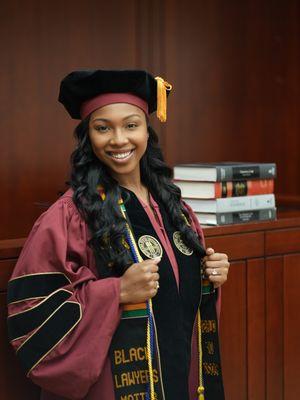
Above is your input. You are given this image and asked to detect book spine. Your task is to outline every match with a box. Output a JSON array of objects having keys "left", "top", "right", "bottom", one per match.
[
  {"left": 216, "top": 208, "right": 276, "bottom": 225},
  {"left": 216, "top": 166, "right": 233, "bottom": 181},
  {"left": 218, "top": 179, "right": 274, "bottom": 198},
  {"left": 216, "top": 194, "right": 275, "bottom": 212},
  {"left": 216, "top": 163, "right": 277, "bottom": 181}
]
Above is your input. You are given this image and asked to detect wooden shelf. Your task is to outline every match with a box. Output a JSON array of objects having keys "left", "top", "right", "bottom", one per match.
[{"left": 203, "top": 209, "right": 300, "bottom": 237}]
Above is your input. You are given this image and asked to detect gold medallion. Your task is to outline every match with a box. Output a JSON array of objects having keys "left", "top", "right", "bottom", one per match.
[
  {"left": 173, "top": 231, "right": 193, "bottom": 256},
  {"left": 138, "top": 235, "right": 163, "bottom": 259}
]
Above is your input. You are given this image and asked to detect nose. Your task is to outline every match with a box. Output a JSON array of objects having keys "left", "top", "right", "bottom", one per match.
[{"left": 109, "top": 128, "right": 129, "bottom": 146}]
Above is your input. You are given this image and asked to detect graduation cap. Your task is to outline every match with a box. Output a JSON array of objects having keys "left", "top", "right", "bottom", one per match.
[{"left": 58, "top": 69, "right": 172, "bottom": 122}]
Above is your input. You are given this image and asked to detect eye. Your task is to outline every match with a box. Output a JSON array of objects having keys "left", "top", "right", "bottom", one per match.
[
  {"left": 126, "top": 122, "right": 138, "bottom": 130},
  {"left": 94, "top": 125, "right": 109, "bottom": 133}
]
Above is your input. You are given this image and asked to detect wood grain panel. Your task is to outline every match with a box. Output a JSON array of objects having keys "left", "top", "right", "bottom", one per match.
[
  {"left": 283, "top": 253, "right": 300, "bottom": 400},
  {"left": 0, "top": 293, "right": 40, "bottom": 399},
  {"left": 266, "top": 228, "right": 300, "bottom": 255},
  {"left": 0, "top": 0, "right": 138, "bottom": 240},
  {"left": 164, "top": 0, "right": 300, "bottom": 203},
  {"left": 135, "top": 0, "right": 166, "bottom": 144},
  {"left": 266, "top": 256, "right": 283, "bottom": 399},
  {"left": 203, "top": 211, "right": 300, "bottom": 237},
  {"left": 247, "top": 258, "right": 266, "bottom": 400},
  {"left": 205, "top": 232, "right": 264, "bottom": 261},
  {"left": 0, "top": 238, "right": 25, "bottom": 259},
  {"left": 219, "top": 261, "right": 247, "bottom": 400},
  {"left": 0, "top": 259, "right": 17, "bottom": 291}
]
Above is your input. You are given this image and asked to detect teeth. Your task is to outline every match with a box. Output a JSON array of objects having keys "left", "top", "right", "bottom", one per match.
[{"left": 109, "top": 150, "right": 132, "bottom": 159}]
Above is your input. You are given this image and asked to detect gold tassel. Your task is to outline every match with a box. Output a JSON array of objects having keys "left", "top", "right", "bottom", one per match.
[
  {"left": 155, "top": 76, "right": 172, "bottom": 122},
  {"left": 198, "top": 385, "right": 205, "bottom": 400},
  {"left": 197, "top": 310, "right": 205, "bottom": 400}
]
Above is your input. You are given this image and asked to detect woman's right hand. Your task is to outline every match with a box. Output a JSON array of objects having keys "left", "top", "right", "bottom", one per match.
[{"left": 119, "top": 257, "right": 161, "bottom": 304}]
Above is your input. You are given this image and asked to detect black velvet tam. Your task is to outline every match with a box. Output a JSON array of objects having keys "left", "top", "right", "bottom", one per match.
[{"left": 58, "top": 69, "right": 162, "bottom": 119}]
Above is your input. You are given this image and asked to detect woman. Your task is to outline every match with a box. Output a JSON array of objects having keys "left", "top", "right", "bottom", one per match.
[{"left": 7, "top": 70, "right": 229, "bottom": 400}]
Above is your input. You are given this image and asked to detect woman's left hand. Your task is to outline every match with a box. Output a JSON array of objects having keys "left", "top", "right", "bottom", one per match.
[{"left": 202, "top": 247, "right": 230, "bottom": 288}]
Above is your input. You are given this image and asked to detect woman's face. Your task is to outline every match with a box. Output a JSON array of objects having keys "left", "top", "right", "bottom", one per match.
[{"left": 88, "top": 103, "right": 148, "bottom": 182}]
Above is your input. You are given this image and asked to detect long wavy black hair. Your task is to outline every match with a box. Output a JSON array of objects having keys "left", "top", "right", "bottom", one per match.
[{"left": 69, "top": 117, "right": 206, "bottom": 276}]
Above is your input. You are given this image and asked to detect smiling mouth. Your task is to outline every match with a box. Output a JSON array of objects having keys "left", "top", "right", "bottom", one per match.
[{"left": 106, "top": 149, "right": 135, "bottom": 160}]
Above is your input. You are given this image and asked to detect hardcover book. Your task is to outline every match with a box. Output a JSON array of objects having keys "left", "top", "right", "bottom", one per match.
[
  {"left": 174, "top": 179, "right": 274, "bottom": 199},
  {"left": 184, "top": 194, "right": 275, "bottom": 213},
  {"left": 196, "top": 208, "right": 276, "bottom": 226},
  {"left": 174, "top": 162, "right": 276, "bottom": 182}
]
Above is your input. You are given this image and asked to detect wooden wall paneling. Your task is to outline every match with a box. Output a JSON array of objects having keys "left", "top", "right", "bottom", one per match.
[
  {"left": 265, "top": 1, "right": 300, "bottom": 200},
  {"left": 135, "top": 0, "right": 165, "bottom": 74},
  {"left": 203, "top": 214, "right": 300, "bottom": 238},
  {"left": 265, "top": 256, "right": 283, "bottom": 400},
  {"left": 205, "top": 232, "right": 264, "bottom": 261},
  {"left": 0, "top": 292, "right": 40, "bottom": 399},
  {"left": 219, "top": 261, "right": 247, "bottom": 400},
  {"left": 0, "top": 0, "right": 139, "bottom": 240},
  {"left": 265, "top": 227, "right": 300, "bottom": 256},
  {"left": 163, "top": 0, "right": 300, "bottom": 202},
  {"left": 247, "top": 258, "right": 266, "bottom": 400},
  {"left": 135, "top": 0, "right": 166, "bottom": 143},
  {"left": 164, "top": 0, "right": 239, "bottom": 164},
  {"left": 0, "top": 259, "right": 17, "bottom": 291},
  {"left": 0, "top": 238, "right": 25, "bottom": 260},
  {"left": 283, "top": 253, "right": 300, "bottom": 400}
]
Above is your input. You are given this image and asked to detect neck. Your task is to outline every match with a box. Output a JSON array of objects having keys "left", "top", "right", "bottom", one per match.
[
  {"left": 120, "top": 181, "right": 150, "bottom": 205},
  {"left": 115, "top": 175, "right": 152, "bottom": 208},
  {"left": 112, "top": 170, "right": 147, "bottom": 197}
]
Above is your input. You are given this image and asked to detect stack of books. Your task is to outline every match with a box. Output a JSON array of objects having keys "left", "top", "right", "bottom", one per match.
[{"left": 174, "top": 162, "right": 277, "bottom": 226}]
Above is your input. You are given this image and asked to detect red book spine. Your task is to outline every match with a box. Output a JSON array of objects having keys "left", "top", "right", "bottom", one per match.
[{"left": 215, "top": 179, "right": 274, "bottom": 198}]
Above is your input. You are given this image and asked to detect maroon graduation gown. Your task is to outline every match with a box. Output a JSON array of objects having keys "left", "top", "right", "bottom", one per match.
[{"left": 7, "top": 188, "right": 220, "bottom": 400}]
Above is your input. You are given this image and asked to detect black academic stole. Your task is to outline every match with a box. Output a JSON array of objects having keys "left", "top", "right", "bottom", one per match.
[
  {"left": 108, "top": 188, "right": 224, "bottom": 400},
  {"left": 200, "top": 281, "right": 225, "bottom": 399}
]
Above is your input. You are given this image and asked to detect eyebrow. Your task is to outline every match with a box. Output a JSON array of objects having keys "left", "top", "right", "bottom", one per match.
[{"left": 91, "top": 114, "right": 142, "bottom": 123}]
